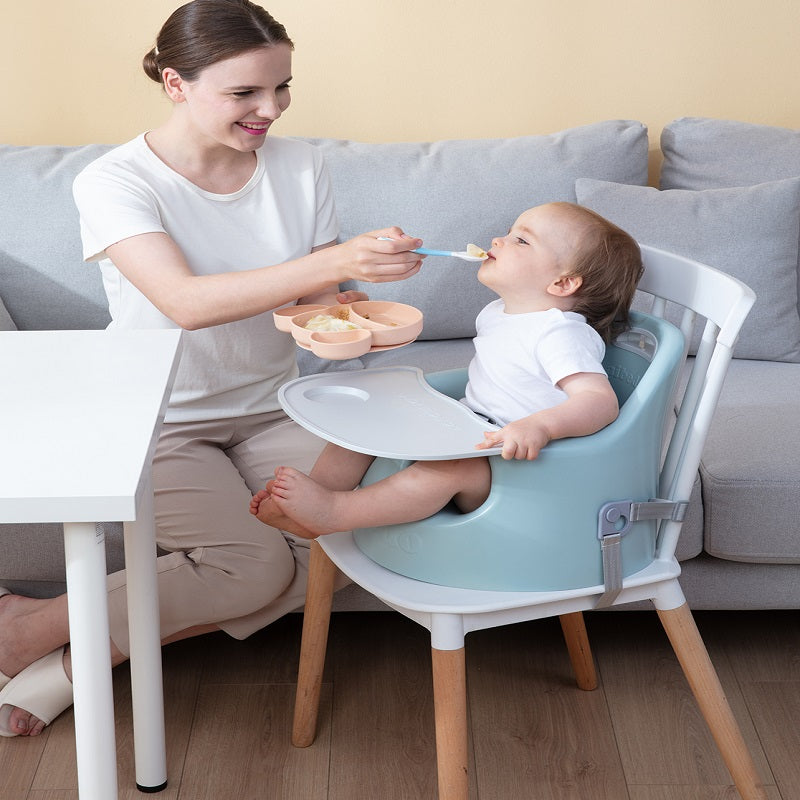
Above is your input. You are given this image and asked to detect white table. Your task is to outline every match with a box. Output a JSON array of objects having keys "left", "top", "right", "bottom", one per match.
[{"left": 0, "top": 329, "right": 182, "bottom": 798}]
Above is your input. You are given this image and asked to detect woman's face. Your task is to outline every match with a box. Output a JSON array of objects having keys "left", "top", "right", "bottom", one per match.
[{"left": 165, "top": 44, "right": 293, "bottom": 152}]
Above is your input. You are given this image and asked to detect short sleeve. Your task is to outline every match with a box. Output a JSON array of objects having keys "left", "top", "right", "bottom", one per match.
[
  {"left": 72, "top": 165, "right": 166, "bottom": 262},
  {"left": 536, "top": 319, "right": 606, "bottom": 386}
]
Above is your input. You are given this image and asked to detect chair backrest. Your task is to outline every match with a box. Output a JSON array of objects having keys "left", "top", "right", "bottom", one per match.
[{"left": 635, "top": 244, "right": 755, "bottom": 561}]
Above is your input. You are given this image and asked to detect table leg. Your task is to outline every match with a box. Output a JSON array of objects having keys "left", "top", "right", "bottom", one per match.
[
  {"left": 63, "top": 521, "right": 119, "bottom": 800},
  {"left": 124, "top": 473, "right": 168, "bottom": 792}
]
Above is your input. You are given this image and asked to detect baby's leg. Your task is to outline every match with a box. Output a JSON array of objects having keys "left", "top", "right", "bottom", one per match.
[
  {"left": 269, "top": 457, "right": 491, "bottom": 537},
  {"left": 309, "top": 443, "right": 376, "bottom": 491}
]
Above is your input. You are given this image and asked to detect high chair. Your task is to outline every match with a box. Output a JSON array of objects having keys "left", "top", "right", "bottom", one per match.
[{"left": 285, "top": 245, "right": 765, "bottom": 800}]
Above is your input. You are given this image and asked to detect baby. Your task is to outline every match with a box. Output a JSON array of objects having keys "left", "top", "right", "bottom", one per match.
[{"left": 250, "top": 202, "right": 643, "bottom": 538}]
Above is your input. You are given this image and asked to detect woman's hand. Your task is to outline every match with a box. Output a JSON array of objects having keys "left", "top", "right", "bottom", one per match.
[{"left": 339, "top": 227, "right": 425, "bottom": 283}]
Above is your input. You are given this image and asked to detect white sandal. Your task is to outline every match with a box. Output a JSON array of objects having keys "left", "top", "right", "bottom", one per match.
[
  {"left": 0, "top": 647, "right": 73, "bottom": 737},
  {"left": 0, "top": 587, "right": 12, "bottom": 690}
]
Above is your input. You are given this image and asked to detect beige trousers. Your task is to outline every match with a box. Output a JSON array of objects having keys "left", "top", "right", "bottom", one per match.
[{"left": 106, "top": 411, "right": 332, "bottom": 656}]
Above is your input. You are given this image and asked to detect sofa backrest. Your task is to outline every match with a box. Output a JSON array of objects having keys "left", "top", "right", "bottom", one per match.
[
  {"left": 1, "top": 120, "right": 648, "bottom": 335},
  {"left": 0, "top": 144, "right": 115, "bottom": 330},
  {"left": 299, "top": 120, "right": 648, "bottom": 340},
  {"left": 576, "top": 117, "right": 800, "bottom": 363}
]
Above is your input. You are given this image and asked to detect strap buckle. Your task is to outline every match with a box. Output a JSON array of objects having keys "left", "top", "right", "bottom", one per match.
[{"left": 594, "top": 499, "right": 688, "bottom": 608}]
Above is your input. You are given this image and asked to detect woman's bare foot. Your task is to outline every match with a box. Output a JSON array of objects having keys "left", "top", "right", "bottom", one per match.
[
  {"left": 0, "top": 592, "right": 66, "bottom": 680},
  {"left": 2, "top": 647, "right": 73, "bottom": 737},
  {"left": 0, "top": 592, "right": 129, "bottom": 737}
]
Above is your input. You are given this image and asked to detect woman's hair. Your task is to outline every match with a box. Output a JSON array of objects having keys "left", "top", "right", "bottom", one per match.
[
  {"left": 554, "top": 202, "right": 644, "bottom": 343},
  {"left": 142, "top": 0, "right": 293, "bottom": 84}
]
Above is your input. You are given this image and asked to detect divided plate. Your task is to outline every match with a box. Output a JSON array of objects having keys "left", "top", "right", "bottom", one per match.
[{"left": 273, "top": 301, "right": 423, "bottom": 359}]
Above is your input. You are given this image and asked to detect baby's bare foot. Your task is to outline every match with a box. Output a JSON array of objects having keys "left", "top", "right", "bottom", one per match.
[
  {"left": 269, "top": 466, "right": 348, "bottom": 536},
  {"left": 249, "top": 480, "right": 279, "bottom": 516},
  {"left": 255, "top": 493, "right": 317, "bottom": 539}
]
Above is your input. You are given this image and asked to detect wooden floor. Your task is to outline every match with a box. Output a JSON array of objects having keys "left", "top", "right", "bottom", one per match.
[{"left": 1, "top": 608, "right": 798, "bottom": 799}]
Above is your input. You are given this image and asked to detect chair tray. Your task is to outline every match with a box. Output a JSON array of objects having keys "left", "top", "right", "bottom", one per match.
[{"left": 278, "top": 366, "right": 503, "bottom": 460}]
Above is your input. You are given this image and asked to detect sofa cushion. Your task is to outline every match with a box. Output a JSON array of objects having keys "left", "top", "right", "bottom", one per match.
[
  {"left": 0, "top": 295, "right": 16, "bottom": 330},
  {"left": 660, "top": 116, "right": 800, "bottom": 191},
  {"left": 300, "top": 120, "right": 649, "bottom": 341},
  {"left": 575, "top": 177, "right": 800, "bottom": 362},
  {"left": 0, "top": 521, "right": 126, "bottom": 598},
  {"left": 0, "top": 144, "right": 114, "bottom": 331},
  {"left": 699, "top": 359, "right": 800, "bottom": 563},
  {"left": 660, "top": 116, "right": 800, "bottom": 330}
]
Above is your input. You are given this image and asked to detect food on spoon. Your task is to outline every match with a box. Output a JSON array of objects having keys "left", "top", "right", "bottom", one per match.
[
  {"left": 304, "top": 314, "right": 362, "bottom": 332},
  {"left": 466, "top": 243, "right": 488, "bottom": 259}
]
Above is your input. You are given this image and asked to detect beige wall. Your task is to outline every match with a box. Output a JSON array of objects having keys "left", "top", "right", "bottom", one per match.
[{"left": 3, "top": 0, "right": 799, "bottom": 167}]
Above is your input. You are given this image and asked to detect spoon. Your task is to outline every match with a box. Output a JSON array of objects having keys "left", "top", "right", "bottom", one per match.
[{"left": 378, "top": 237, "right": 488, "bottom": 262}]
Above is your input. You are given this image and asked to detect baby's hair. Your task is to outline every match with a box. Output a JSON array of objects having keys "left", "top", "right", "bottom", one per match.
[
  {"left": 553, "top": 202, "right": 643, "bottom": 343},
  {"left": 143, "top": 0, "right": 293, "bottom": 85}
]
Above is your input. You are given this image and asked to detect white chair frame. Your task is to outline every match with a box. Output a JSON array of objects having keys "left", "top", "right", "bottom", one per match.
[{"left": 290, "top": 245, "right": 765, "bottom": 800}]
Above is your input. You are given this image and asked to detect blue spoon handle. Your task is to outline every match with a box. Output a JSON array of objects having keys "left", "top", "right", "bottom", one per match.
[
  {"left": 413, "top": 247, "right": 455, "bottom": 257},
  {"left": 377, "top": 237, "right": 482, "bottom": 261}
]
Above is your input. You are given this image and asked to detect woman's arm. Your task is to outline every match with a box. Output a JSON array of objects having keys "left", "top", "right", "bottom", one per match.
[
  {"left": 476, "top": 372, "right": 619, "bottom": 461},
  {"left": 105, "top": 228, "right": 422, "bottom": 330}
]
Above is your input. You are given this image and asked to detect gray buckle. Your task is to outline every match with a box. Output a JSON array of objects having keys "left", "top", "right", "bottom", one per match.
[{"left": 594, "top": 499, "right": 688, "bottom": 608}]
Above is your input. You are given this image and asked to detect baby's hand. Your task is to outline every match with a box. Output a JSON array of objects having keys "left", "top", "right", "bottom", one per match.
[{"left": 476, "top": 419, "right": 551, "bottom": 461}]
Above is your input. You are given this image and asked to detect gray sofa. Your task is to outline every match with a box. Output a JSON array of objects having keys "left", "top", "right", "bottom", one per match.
[{"left": 2, "top": 117, "right": 800, "bottom": 610}]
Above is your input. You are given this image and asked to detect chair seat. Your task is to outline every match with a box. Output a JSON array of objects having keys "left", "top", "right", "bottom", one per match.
[{"left": 320, "top": 529, "right": 683, "bottom": 646}]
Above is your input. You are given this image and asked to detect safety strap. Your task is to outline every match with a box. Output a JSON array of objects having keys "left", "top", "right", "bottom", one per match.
[{"left": 594, "top": 499, "right": 688, "bottom": 608}]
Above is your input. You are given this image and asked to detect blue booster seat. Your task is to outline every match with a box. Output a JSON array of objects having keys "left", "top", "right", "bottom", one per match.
[{"left": 352, "top": 311, "right": 685, "bottom": 592}]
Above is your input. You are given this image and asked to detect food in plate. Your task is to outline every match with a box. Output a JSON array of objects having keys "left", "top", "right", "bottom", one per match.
[{"left": 304, "top": 314, "right": 362, "bottom": 332}]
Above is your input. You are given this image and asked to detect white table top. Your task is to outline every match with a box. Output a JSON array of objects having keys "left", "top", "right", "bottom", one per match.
[{"left": 0, "top": 329, "right": 182, "bottom": 523}]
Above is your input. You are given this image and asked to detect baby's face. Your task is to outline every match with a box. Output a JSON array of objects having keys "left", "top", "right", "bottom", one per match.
[{"left": 478, "top": 204, "right": 581, "bottom": 307}]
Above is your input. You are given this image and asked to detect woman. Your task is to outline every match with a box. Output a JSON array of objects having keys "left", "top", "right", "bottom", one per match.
[{"left": 0, "top": 0, "right": 423, "bottom": 737}]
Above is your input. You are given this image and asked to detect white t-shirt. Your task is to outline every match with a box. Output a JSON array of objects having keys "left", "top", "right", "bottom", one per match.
[
  {"left": 73, "top": 134, "right": 338, "bottom": 422},
  {"left": 464, "top": 300, "right": 606, "bottom": 427}
]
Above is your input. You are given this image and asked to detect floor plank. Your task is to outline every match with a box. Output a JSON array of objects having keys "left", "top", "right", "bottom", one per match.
[
  {"left": 0, "top": 609, "right": 795, "bottom": 799},
  {"left": 326, "top": 613, "right": 442, "bottom": 800},
  {"left": 589, "top": 610, "right": 773, "bottom": 791},
  {"left": 467, "top": 618, "right": 629, "bottom": 800}
]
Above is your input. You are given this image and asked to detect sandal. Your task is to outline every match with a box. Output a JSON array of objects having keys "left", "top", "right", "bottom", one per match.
[
  {"left": 0, "top": 587, "right": 12, "bottom": 690},
  {"left": 0, "top": 647, "right": 73, "bottom": 737}
]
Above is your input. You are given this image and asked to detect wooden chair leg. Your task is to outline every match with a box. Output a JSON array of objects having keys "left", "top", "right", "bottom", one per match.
[
  {"left": 292, "top": 540, "right": 338, "bottom": 747},
  {"left": 559, "top": 612, "right": 598, "bottom": 691},
  {"left": 431, "top": 646, "right": 469, "bottom": 800},
  {"left": 657, "top": 603, "right": 767, "bottom": 800}
]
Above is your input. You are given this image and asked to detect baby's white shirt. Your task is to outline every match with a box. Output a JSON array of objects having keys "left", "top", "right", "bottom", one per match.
[{"left": 464, "top": 300, "right": 606, "bottom": 427}]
